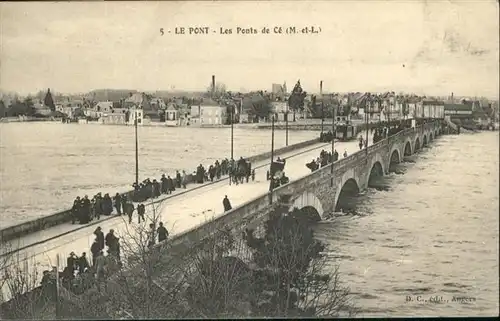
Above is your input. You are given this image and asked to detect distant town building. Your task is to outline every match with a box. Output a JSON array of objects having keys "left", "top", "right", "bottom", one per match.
[
  {"left": 101, "top": 113, "right": 126, "bottom": 125},
  {"left": 95, "top": 101, "right": 113, "bottom": 113},
  {"left": 271, "top": 101, "right": 293, "bottom": 122},
  {"left": 165, "top": 104, "right": 180, "bottom": 127},
  {"left": 192, "top": 98, "right": 226, "bottom": 125},
  {"left": 444, "top": 103, "right": 473, "bottom": 125},
  {"left": 127, "top": 107, "right": 144, "bottom": 125},
  {"left": 150, "top": 98, "right": 166, "bottom": 110}
]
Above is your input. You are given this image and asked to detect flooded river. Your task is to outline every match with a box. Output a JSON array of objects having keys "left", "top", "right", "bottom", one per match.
[
  {"left": 0, "top": 122, "right": 317, "bottom": 226},
  {"left": 316, "top": 131, "right": 499, "bottom": 317}
]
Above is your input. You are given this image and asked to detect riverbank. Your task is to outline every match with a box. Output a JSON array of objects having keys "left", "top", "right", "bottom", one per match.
[{"left": 0, "top": 116, "right": 62, "bottom": 123}]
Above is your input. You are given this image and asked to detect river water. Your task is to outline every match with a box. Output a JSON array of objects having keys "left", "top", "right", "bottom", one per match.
[
  {"left": 315, "top": 131, "right": 499, "bottom": 317},
  {"left": 0, "top": 122, "right": 317, "bottom": 227}
]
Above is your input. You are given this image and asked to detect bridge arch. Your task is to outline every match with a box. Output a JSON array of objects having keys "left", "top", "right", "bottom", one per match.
[
  {"left": 291, "top": 191, "right": 324, "bottom": 221},
  {"left": 403, "top": 140, "right": 412, "bottom": 156},
  {"left": 388, "top": 148, "right": 401, "bottom": 173},
  {"left": 368, "top": 161, "right": 384, "bottom": 188},
  {"left": 334, "top": 177, "right": 360, "bottom": 212},
  {"left": 423, "top": 135, "right": 428, "bottom": 147},
  {"left": 414, "top": 137, "right": 421, "bottom": 151}
]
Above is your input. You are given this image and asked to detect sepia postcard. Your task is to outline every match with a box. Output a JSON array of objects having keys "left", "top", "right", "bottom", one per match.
[{"left": 0, "top": 1, "right": 498, "bottom": 319}]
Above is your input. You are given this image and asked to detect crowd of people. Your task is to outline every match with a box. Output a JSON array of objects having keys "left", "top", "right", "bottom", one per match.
[
  {"left": 306, "top": 123, "right": 411, "bottom": 173},
  {"left": 305, "top": 149, "right": 341, "bottom": 172},
  {"left": 69, "top": 156, "right": 256, "bottom": 225},
  {"left": 372, "top": 123, "right": 407, "bottom": 144},
  {"left": 40, "top": 219, "right": 170, "bottom": 295},
  {"left": 319, "top": 130, "right": 335, "bottom": 142},
  {"left": 71, "top": 193, "right": 115, "bottom": 224}
]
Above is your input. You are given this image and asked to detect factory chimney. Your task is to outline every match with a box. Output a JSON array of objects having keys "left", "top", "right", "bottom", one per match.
[
  {"left": 212, "top": 75, "right": 216, "bottom": 98},
  {"left": 320, "top": 81, "right": 323, "bottom": 96}
]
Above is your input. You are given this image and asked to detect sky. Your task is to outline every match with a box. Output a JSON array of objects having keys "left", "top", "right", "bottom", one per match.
[{"left": 1, "top": 1, "right": 499, "bottom": 98}]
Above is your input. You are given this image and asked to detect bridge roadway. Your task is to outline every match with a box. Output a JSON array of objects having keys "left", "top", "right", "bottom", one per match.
[{"left": 1, "top": 132, "right": 372, "bottom": 298}]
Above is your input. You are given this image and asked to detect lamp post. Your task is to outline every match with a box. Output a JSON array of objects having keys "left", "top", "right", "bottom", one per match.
[
  {"left": 231, "top": 106, "right": 234, "bottom": 160},
  {"left": 285, "top": 100, "right": 289, "bottom": 146},
  {"left": 320, "top": 80, "right": 324, "bottom": 135},
  {"left": 330, "top": 97, "right": 336, "bottom": 187},
  {"left": 269, "top": 114, "right": 275, "bottom": 204},
  {"left": 321, "top": 101, "right": 324, "bottom": 135},
  {"left": 135, "top": 110, "right": 139, "bottom": 186},
  {"left": 365, "top": 100, "right": 369, "bottom": 156}
]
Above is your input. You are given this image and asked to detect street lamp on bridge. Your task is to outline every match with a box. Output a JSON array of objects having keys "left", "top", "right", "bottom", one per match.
[
  {"left": 269, "top": 114, "right": 275, "bottom": 204},
  {"left": 330, "top": 94, "right": 336, "bottom": 187},
  {"left": 135, "top": 110, "right": 139, "bottom": 186}
]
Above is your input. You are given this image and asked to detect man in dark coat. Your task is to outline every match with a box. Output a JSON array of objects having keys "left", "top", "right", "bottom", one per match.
[
  {"left": 153, "top": 179, "right": 161, "bottom": 197},
  {"left": 114, "top": 193, "right": 122, "bottom": 215},
  {"left": 157, "top": 222, "right": 168, "bottom": 243},
  {"left": 125, "top": 202, "right": 135, "bottom": 224},
  {"left": 176, "top": 170, "right": 182, "bottom": 188},
  {"left": 102, "top": 193, "right": 113, "bottom": 215},
  {"left": 121, "top": 195, "right": 128, "bottom": 215},
  {"left": 161, "top": 174, "right": 168, "bottom": 194},
  {"left": 78, "top": 252, "right": 90, "bottom": 274},
  {"left": 137, "top": 203, "right": 146, "bottom": 224},
  {"left": 94, "top": 226, "right": 105, "bottom": 251},
  {"left": 105, "top": 229, "right": 119, "bottom": 255},
  {"left": 72, "top": 197, "right": 81, "bottom": 224},
  {"left": 90, "top": 239, "right": 100, "bottom": 268},
  {"left": 223, "top": 195, "right": 232, "bottom": 212},
  {"left": 66, "top": 252, "right": 78, "bottom": 273},
  {"left": 167, "top": 175, "right": 174, "bottom": 193},
  {"left": 81, "top": 195, "right": 91, "bottom": 224},
  {"left": 94, "top": 194, "right": 102, "bottom": 220}
]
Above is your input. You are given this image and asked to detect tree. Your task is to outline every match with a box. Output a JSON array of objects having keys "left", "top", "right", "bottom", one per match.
[
  {"left": 6, "top": 100, "right": 35, "bottom": 117},
  {"left": 288, "top": 80, "right": 307, "bottom": 121},
  {"left": 182, "top": 226, "right": 254, "bottom": 317},
  {"left": 0, "top": 100, "right": 6, "bottom": 118},
  {"left": 0, "top": 243, "right": 54, "bottom": 319},
  {"left": 64, "top": 200, "right": 187, "bottom": 319},
  {"left": 244, "top": 204, "right": 358, "bottom": 317},
  {"left": 44, "top": 89, "right": 55, "bottom": 112},
  {"left": 207, "top": 82, "right": 227, "bottom": 100}
]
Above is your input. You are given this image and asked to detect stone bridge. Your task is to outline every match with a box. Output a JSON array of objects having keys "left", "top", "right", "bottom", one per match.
[
  {"left": 165, "top": 121, "right": 443, "bottom": 252},
  {"left": 286, "top": 120, "right": 441, "bottom": 219}
]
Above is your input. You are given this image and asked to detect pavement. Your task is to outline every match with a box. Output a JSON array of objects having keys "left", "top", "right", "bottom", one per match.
[{"left": 1, "top": 132, "right": 373, "bottom": 300}]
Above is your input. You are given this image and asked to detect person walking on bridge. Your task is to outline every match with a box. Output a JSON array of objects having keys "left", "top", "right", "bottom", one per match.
[
  {"left": 223, "top": 195, "right": 232, "bottom": 212},
  {"left": 137, "top": 203, "right": 146, "bottom": 224},
  {"left": 157, "top": 222, "right": 168, "bottom": 243},
  {"left": 94, "top": 226, "right": 105, "bottom": 251},
  {"left": 114, "top": 193, "right": 122, "bottom": 215},
  {"left": 182, "top": 170, "right": 188, "bottom": 188},
  {"left": 121, "top": 195, "right": 128, "bottom": 216},
  {"left": 90, "top": 239, "right": 100, "bottom": 268},
  {"left": 125, "top": 202, "right": 135, "bottom": 224},
  {"left": 72, "top": 196, "right": 81, "bottom": 224}
]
